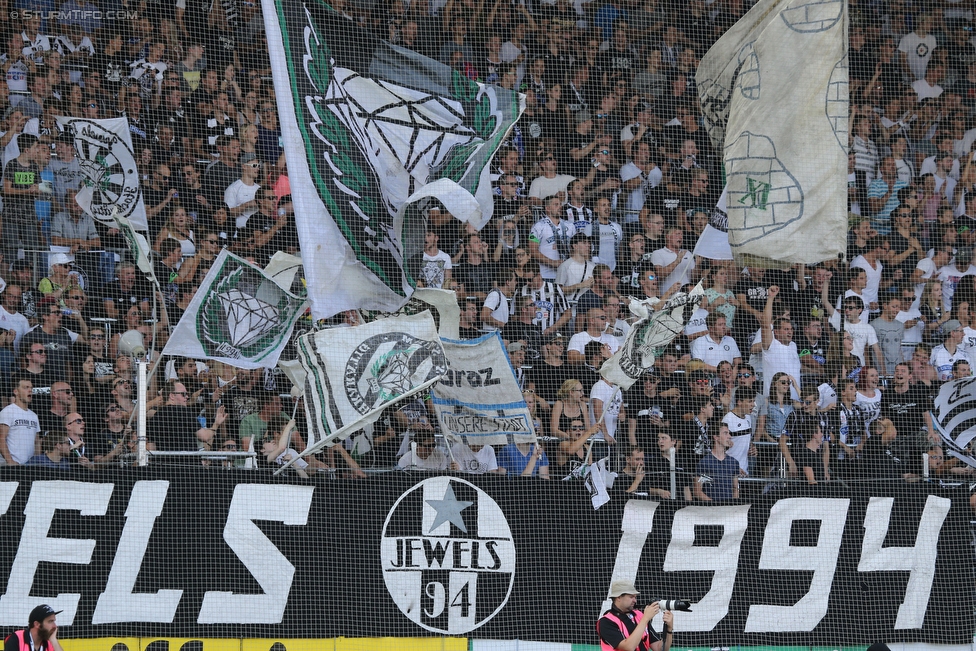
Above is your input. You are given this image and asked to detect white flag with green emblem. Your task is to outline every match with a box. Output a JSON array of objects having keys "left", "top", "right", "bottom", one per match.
[
  {"left": 161, "top": 250, "right": 308, "bottom": 369},
  {"left": 56, "top": 116, "right": 149, "bottom": 231},
  {"left": 296, "top": 311, "right": 449, "bottom": 452},
  {"left": 696, "top": 0, "right": 848, "bottom": 266},
  {"left": 262, "top": 0, "right": 522, "bottom": 320}
]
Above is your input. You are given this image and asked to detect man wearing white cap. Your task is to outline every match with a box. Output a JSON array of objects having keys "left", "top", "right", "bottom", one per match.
[{"left": 598, "top": 580, "right": 673, "bottom": 651}]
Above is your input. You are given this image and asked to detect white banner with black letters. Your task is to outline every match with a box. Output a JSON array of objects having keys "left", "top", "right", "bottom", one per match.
[{"left": 432, "top": 332, "right": 536, "bottom": 446}]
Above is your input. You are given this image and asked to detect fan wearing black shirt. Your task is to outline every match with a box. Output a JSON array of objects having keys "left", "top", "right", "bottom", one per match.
[
  {"left": 625, "top": 373, "right": 674, "bottom": 453},
  {"left": 881, "top": 362, "right": 935, "bottom": 443},
  {"left": 457, "top": 299, "right": 483, "bottom": 339},
  {"left": 453, "top": 232, "right": 495, "bottom": 301},
  {"left": 91, "top": 31, "right": 129, "bottom": 107},
  {"left": 2, "top": 134, "right": 46, "bottom": 260},
  {"left": 502, "top": 294, "right": 546, "bottom": 355}
]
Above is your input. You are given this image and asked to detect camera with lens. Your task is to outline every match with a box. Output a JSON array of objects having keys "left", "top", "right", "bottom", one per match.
[{"left": 655, "top": 599, "right": 692, "bottom": 612}]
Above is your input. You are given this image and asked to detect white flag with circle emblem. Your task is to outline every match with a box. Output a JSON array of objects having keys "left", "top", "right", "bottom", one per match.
[{"left": 161, "top": 250, "right": 308, "bottom": 369}]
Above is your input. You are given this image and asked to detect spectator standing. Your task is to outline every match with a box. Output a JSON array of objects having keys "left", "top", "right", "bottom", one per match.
[
  {"left": 931, "top": 319, "right": 970, "bottom": 380},
  {"left": 204, "top": 136, "right": 242, "bottom": 207},
  {"left": 420, "top": 230, "right": 452, "bottom": 289},
  {"left": 568, "top": 307, "right": 620, "bottom": 363},
  {"left": 224, "top": 154, "right": 262, "bottom": 242},
  {"left": 2, "top": 133, "right": 46, "bottom": 262},
  {"left": 589, "top": 196, "right": 623, "bottom": 271},
  {"left": 694, "top": 423, "right": 739, "bottom": 501},
  {"left": 867, "top": 157, "right": 908, "bottom": 236},
  {"left": 453, "top": 232, "right": 495, "bottom": 301},
  {"left": 897, "top": 12, "right": 937, "bottom": 81},
  {"left": 26, "top": 434, "right": 71, "bottom": 469},
  {"left": 825, "top": 294, "right": 884, "bottom": 371},
  {"left": 529, "top": 194, "right": 577, "bottom": 280},
  {"left": 527, "top": 154, "right": 576, "bottom": 206},
  {"left": 850, "top": 236, "right": 887, "bottom": 313},
  {"left": 148, "top": 382, "right": 226, "bottom": 460},
  {"left": 760, "top": 286, "right": 802, "bottom": 398},
  {"left": 556, "top": 233, "right": 596, "bottom": 304},
  {"left": 50, "top": 187, "right": 100, "bottom": 256},
  {"left": 871, "top": 295, "right": 907, "bottom": 375},
  {"left": 650, "top": 227, "right": 694, "bottom": 293},
  {"left": 0, "top": 286, "right": 30, "bottom": 353},
  {"left": 690, "top": 313, "right": 741, "bottom": 372},
  {"left": 498, "top": 440, "right": 549, "bottom": 478},
  {"left": 577, "top": 264, "right": 619, "bottom": 315},
  {"left": 482, "top": 269, "right": 517, "bottom": 331},
  {"left": 255, "top": 100, "right": 283, "bottom": 165},
  {"left": 722, "top": 386, "right": 755, "bottom": 476},
  {"left": 22, "top": 302, "right": 77, "bottom": 381},
  {"left": 0, "top": 377, "right": 40, "bottom": 465}
]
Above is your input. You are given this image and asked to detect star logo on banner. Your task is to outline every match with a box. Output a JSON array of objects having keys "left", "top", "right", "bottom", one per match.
[{"left": 426, "top": 483, "right": 473, "bottom": 534}]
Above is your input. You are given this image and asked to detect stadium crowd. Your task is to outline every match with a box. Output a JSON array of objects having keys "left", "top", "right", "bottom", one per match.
[{"left": 0, "top": 0, "right": 974, "bottom": 499}]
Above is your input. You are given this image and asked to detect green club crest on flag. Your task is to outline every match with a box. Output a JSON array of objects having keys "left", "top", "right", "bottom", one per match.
[
  {"left": 163, "top": 250, "right": 308, "bottom": 369},
  {"left": 263, "top": 0, "right": 522, "bottom": 318}
]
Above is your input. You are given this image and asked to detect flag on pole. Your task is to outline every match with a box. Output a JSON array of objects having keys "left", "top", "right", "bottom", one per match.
[
  {"left": 161, "top": 250, "right": 308, "bottom": 369},
  {"left": 115, "top": 215, "right": 156, "bottom": 281},
  {"left": 601, "top": 285, "right": 705, "bottom": 391},
  {"left": 261, "top": 0, "right": 523, "bottom": 319},
  {"left": 693, "top": 187, "right": 734, "bottom": 261},
  {"left": 361, "top": 287, "right": 462, "bottom": 340},
  {"left": 56, "top": 117, "right": 149, "bottom": 231},
  {"left": 431, "top": 332, "right": 537, "bottom": 447},
  {"left": 932, "top": 377, "right": 976, "bottom": 467},
  {"left": 296, "top": 311, "right": 449, "bottom": 453},
  {"left": 696, "top": 0, "right": 848, "bottom": 266}
]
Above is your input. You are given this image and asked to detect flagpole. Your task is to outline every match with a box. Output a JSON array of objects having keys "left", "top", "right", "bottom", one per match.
[{"left": 137, "top": 360, "right": 148, "bottom": 466}]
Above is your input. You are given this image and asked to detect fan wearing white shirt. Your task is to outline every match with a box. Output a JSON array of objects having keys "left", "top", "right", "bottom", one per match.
[
  {"left": 849, "top": 237, "right": 886, "bottom": 312},
  {"left": 650, "top": 226, "right": 694, "bottom": 293},
  {"left": 913, "top": 244, "right": 953, "bottom": 297},
  {"left": 722, "top": 387, "right": 756, "bottom": 475},
  {"left": 482, "top": 270, "right": 518, "bottom": 331},
  {"left": 690, "top": 313, "right": 741, "bottom": 372},
  {"left": 824, "top": 294, "right": 884, "bottom": 370}
]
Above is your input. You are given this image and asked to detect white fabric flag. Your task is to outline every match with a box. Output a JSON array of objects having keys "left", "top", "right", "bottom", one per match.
[
  {"left": 431, "top": 332, "right": 537, "bottom": 447},
  {"left": 262, "top": 1, "right": 522, "bottom": 320},
  {"left": 584, "top": 457, "right": 616, "bottom": 510},
  {"left": 932, "top": 377, "right": 976, "bottom": 467},
  {"left": 161, "top": 250, "right": 308, "bottom": 369},
  {"left": 362, "top": 287, "right": 461, "bottom": 340},
  {"left": 696, "top": 0, "right": 848, "bottom": 265},
  {"left": 264, "top": 252, "right": 304, "bottom": 292},
  {"left": 601, "top": 285, "right": 705, "bottom": 390},
  {"left": 693, "top": 187, "right": 734, "bottom": 261},
  {"left": 56, "top": 117, "right": 149, "bottom": 231},
  {"left": 296, "top": 311, "right": 448, "bottom": 453}
]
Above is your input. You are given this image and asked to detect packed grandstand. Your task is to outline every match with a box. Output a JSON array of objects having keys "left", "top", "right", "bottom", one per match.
[{"left": 1, "top": 0, "right": 976, "bottom": 648}]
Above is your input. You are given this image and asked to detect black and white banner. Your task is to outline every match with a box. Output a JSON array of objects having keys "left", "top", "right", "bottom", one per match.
[{"left": 0, "top": 470, "right": 969, "bottom": 645}]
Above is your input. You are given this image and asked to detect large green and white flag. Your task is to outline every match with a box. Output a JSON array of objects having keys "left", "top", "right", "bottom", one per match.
[
  {"left": 162, "top": 251, "right": 308, "bottom": 369},
  {"left": 696, "top": 0, "right": 848, "bottom": 266},
  {"left": 261, "top": 0, "right": 522, "bottom": 319},
  {"left": 296, "top": 311, "right": 449, "bottom": 452}
]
